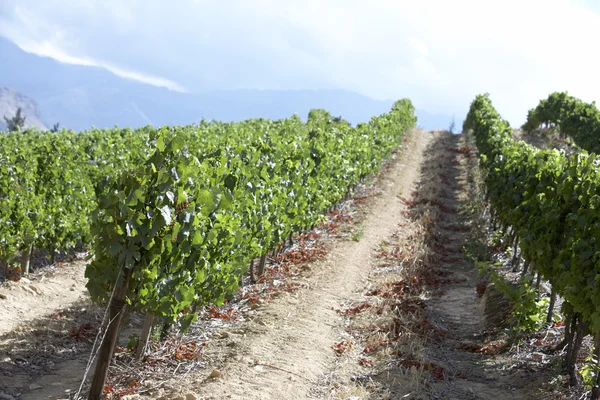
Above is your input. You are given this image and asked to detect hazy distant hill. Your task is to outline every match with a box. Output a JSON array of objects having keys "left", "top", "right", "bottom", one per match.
[
  {"left": 0, "top": 37, "right": 459, "bottom": 131},
  {"left": 0, "top": 87, "right": 47, "bottom": 131}
]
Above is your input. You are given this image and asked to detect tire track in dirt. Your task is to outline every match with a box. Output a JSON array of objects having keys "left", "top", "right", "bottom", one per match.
[
  {"left": 419, "top": 133, "right": 534, "bottom": 399},
  {"left": 190, "top": 129, "right": 434, "bottom": 399}
]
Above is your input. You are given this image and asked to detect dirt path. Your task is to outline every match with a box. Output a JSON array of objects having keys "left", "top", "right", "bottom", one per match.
[
  {"left": 0, "top": 259, "right": 89, "bottom": 336},
  {"left": 410, "top": 132, "right": 555, "bottom": 400},
  {"left": 311, "top": 132, "right": 551, "bottom": 400},
  {"left": 417, "top": 133, "right": 530, "bottom": 399},
  {"left": 189, "top": 129, "right": 434, "bottom": 399},
  {"left": 0, "top": 258, "right": 100, "bottom": 400}
]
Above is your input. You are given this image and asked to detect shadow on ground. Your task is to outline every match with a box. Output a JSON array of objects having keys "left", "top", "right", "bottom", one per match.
[{"left": 0, "top": 298, "right": 103, "bottom": 399}]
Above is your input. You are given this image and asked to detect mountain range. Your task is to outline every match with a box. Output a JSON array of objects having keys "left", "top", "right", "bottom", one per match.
[{"left": 0, "top": 37, "right": 459, "bottom": 132}]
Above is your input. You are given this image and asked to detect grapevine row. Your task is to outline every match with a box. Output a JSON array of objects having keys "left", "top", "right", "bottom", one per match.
[
  {"left": 464, "top": 94, "right": 600, "bottom": 385},
  {"left": 0, "top": 104, "right": 416, "bottom": 285},
  {"left": 522, "top": 91, "right": 600, "bottom": 154},
  {"left": 88, "top": 101, "right": 416, "bottom": 329},
  {"left": 83, "top": 101, "right": 416, "bottom": 397}
]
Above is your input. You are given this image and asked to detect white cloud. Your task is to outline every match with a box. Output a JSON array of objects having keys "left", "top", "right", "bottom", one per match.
[
  {"left": 0, "top": 5, "right": 186, "bottom": 92},
  {"left": 13, "top": 39, "right": 187, "bottom": 92},
  {"left": 1, "top": 0, "right": 600, "bottom": 124},
  {"left": 407, "top": 38, "right": 430, "bottom": 58},
  {"left": 413, "top": 58, "right": 443, "bottom": 84}
]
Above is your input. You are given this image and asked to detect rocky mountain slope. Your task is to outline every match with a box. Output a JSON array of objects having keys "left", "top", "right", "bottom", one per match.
[{"left": 0, "top": 86, "right": 47, "bottom": 131}]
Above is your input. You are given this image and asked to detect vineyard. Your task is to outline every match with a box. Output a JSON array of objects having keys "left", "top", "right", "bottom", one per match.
[
  {"left": 4, "top": 91, "right": 600, "bottom": 399},
  {"left": 0, "top": 101, "right": 417, "bottom": 399}
]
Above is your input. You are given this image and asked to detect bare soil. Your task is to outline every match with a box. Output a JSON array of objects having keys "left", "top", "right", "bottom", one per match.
[
  {"left": 513, "top": 128, "right": 577, "bottom": 155},
  {"left": 0, "top": 258, "right": 90, "bottom": 336}
]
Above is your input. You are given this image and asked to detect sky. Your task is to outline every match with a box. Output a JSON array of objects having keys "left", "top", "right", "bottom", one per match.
[{"left": 1, "top": 0, "right": 600, "bottom": 126}]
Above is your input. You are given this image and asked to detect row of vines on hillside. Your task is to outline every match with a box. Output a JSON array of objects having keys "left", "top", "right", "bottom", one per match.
[
  {"left": 0, "top": 103, "right": 418, "bottom": 276},
  {"left": 522, "top": 91, "right": 600, "bottom": 154},
  {"left": 464, "top": 94, "right": 600, "bottom": 392}
]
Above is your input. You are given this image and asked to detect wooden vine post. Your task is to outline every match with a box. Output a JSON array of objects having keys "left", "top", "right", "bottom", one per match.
[
  {"left": 88, "top": 267, "right": 132, "bottom": 400},
  {"left": 21, "top": 244, "right": 33, "bottom": 274},
  {"left": 256, "top": 253, "right": 268, "bottom": 277},
  {"left": 136, "top": 311, "right": 155, "bottom": 359}
]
